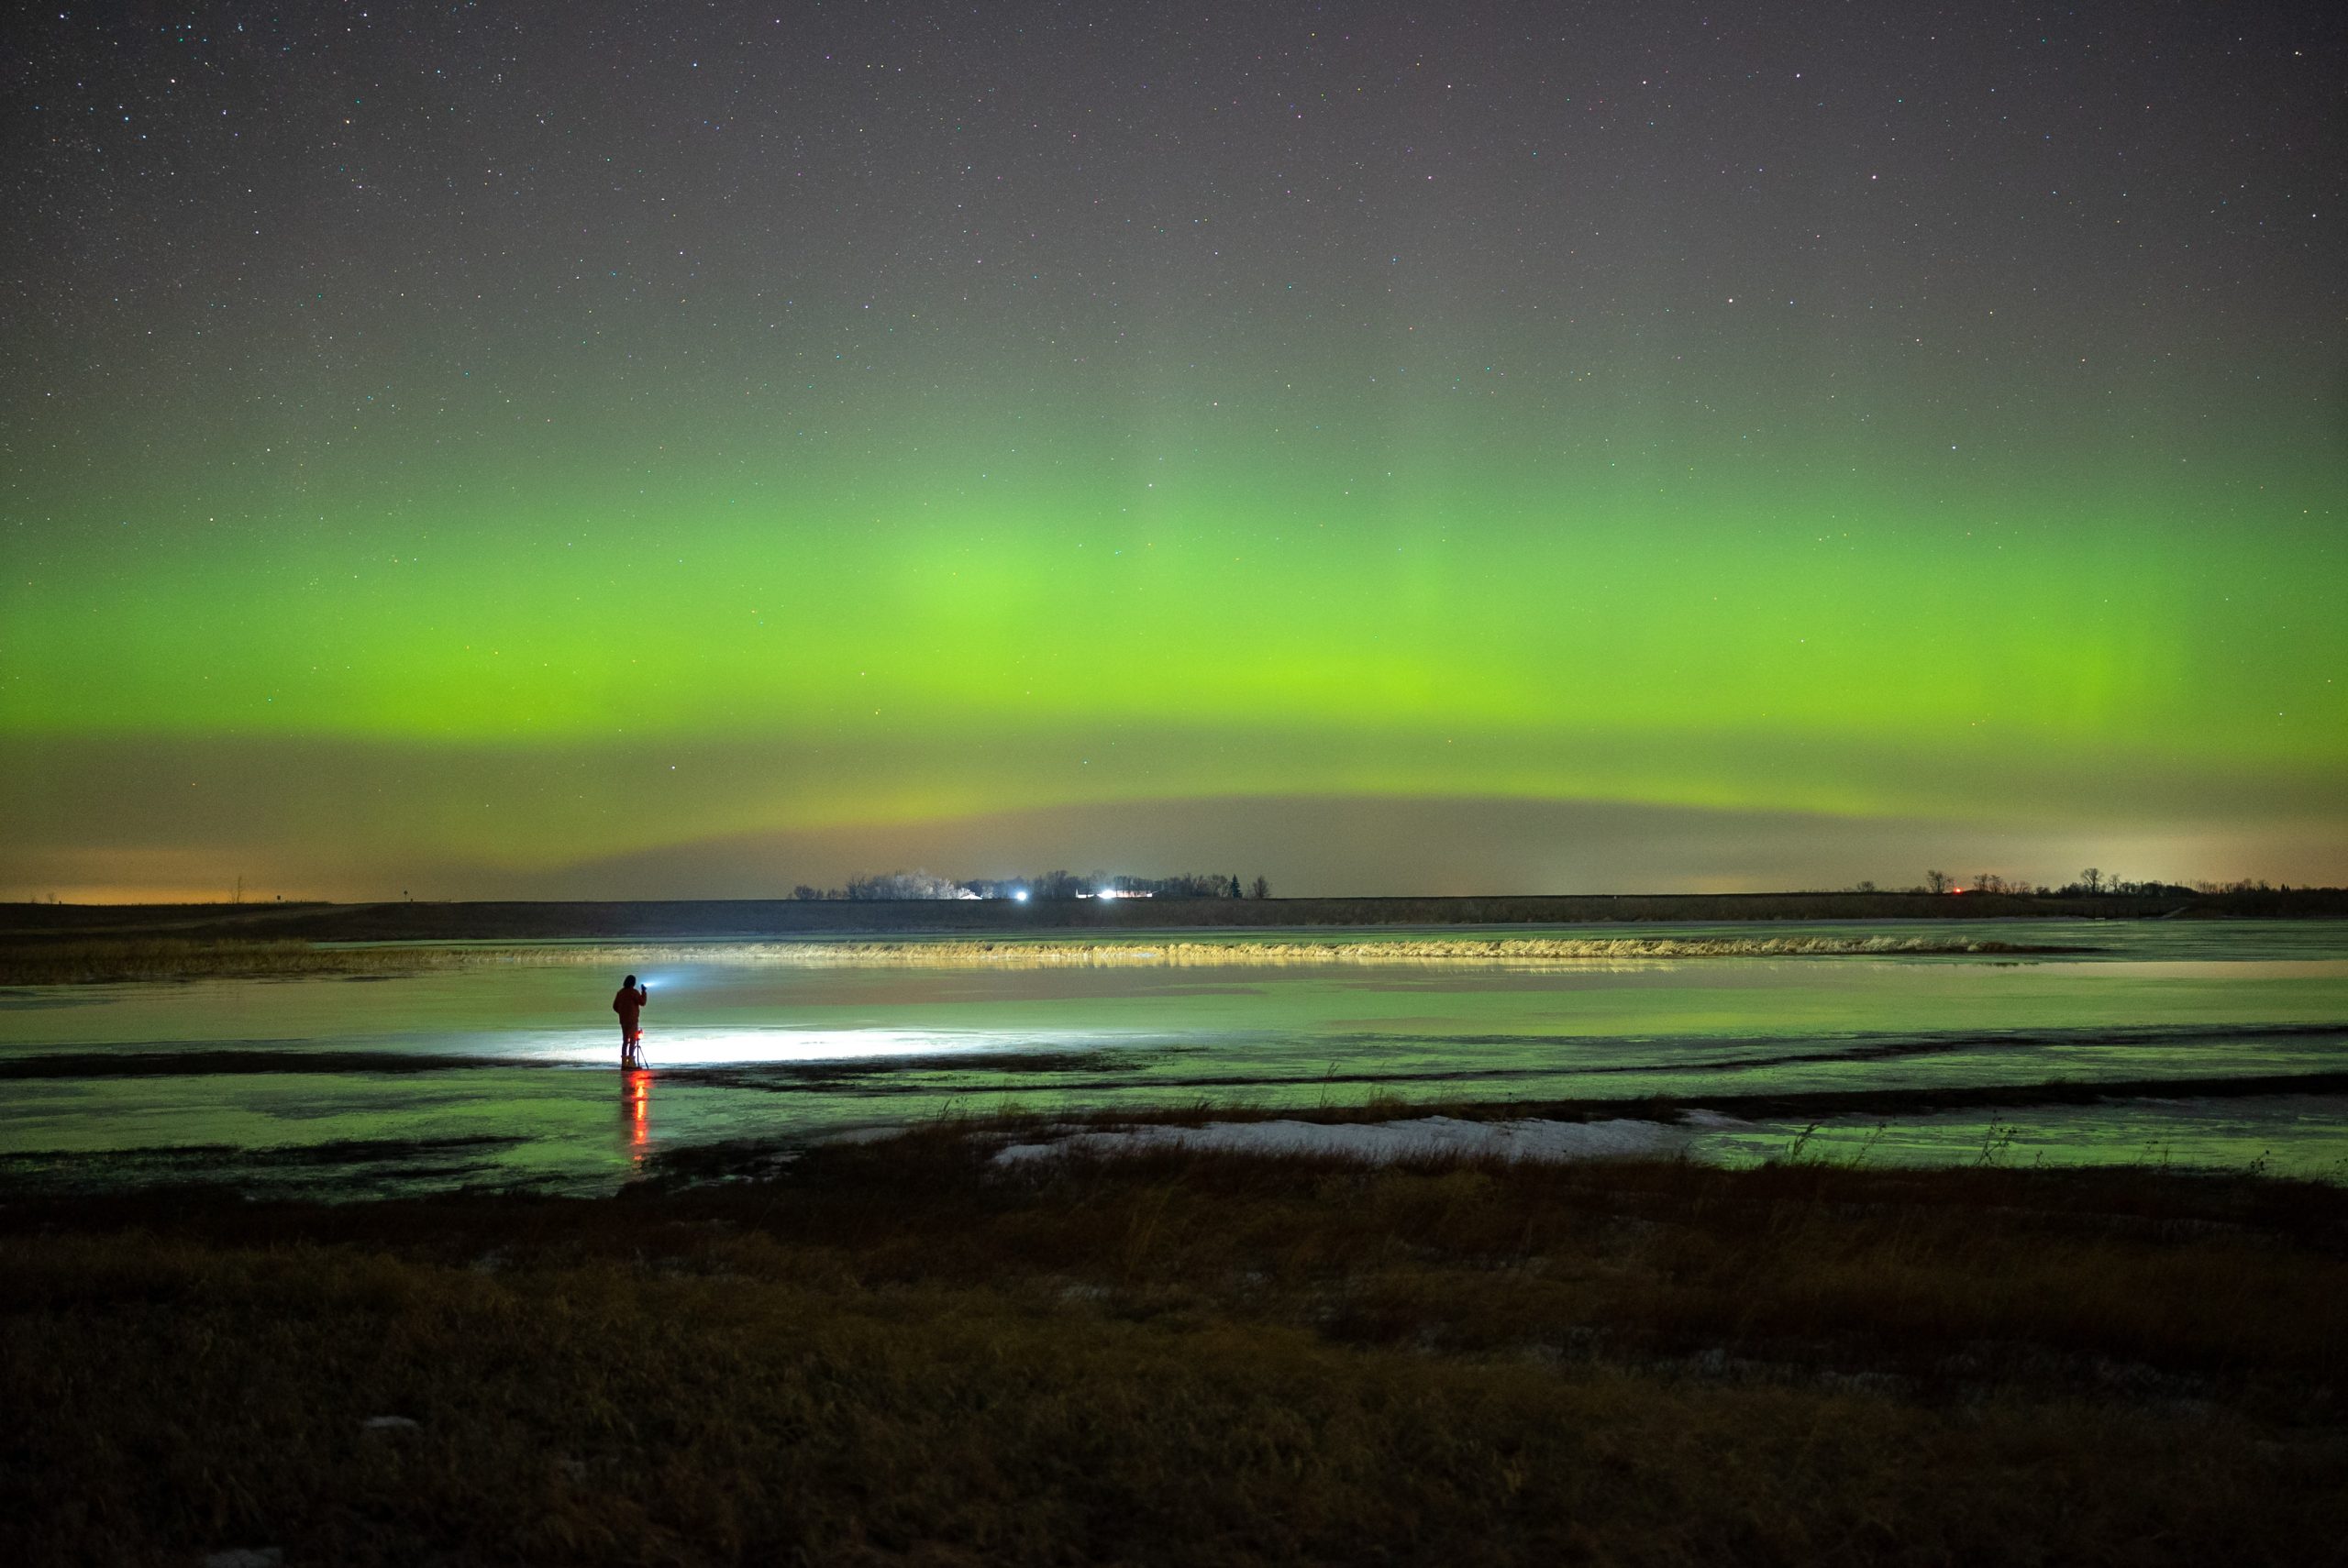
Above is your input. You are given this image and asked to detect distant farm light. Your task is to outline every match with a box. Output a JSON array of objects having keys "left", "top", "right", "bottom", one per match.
[{"left": 1012, "top": 888, "right": 1029, "bottom": 902}]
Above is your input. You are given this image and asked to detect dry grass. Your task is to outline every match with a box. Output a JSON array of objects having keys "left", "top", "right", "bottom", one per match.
[
  {"left": 0, "top": 937, "right": 453, "bottom": 985},
  {"left": 4, "top": 1137, "right": 2344, "bottom": 1564},
  {"left": 589, "top": 933, "right": 2079, "bottom": 967}
]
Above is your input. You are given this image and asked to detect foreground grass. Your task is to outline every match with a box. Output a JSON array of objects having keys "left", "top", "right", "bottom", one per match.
[{"left": 4, "top": 1138, "right": 2345, "bottom": 1564}]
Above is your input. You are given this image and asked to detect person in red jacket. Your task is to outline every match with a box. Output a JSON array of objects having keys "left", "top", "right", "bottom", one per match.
[{"left": 613, "top": 975, "right": 648, "bottom": 1068}]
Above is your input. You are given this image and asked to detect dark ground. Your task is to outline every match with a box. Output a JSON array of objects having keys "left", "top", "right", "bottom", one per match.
[{"left": 4, "top": 1130, "right": 2345, "bottom": 1565}]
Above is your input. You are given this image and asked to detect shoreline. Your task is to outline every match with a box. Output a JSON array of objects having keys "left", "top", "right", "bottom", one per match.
[
  {"left": 0, "top": 930, "right": 2110, "bottom": 984},
  {"left": 6, "top": 887, "right": 2343, "bottom": 946},
  {"left": 6, "top": 891, "right": 2338, "bottom": 983}
]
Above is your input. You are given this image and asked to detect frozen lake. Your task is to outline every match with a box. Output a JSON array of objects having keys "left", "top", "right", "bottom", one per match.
[{"left": 5, "top": 919, "right": 2346, "bottom": 1195}]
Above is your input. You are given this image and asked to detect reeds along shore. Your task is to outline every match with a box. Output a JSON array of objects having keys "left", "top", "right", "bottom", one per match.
[
  {"left": 0, "top": 930, "right": 2088, "bottom": 984},
  {"left": 606, "top": 933, "right": 2083, "bottom": 967},
  {"left": 0, "top": 937, "right": 400, "bottom": 985}
]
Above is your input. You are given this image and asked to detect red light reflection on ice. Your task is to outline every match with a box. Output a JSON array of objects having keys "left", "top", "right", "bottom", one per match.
[{"left": 624, "top": 1068, "right": 651, "bottom": 1161}]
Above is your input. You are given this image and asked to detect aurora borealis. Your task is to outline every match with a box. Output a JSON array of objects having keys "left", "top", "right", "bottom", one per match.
[{"left": 5, "top": 3, "right": 2342, "bottom": 899}]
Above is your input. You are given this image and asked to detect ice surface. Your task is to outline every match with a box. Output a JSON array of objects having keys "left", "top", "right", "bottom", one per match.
[{"left": 992, "top": 1115, "right": 1690, "bottom": 1165}]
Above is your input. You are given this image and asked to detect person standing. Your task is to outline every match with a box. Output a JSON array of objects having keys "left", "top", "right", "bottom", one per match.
[{"left": 613, "top": 974, "right": 648, "bottom": 1067}]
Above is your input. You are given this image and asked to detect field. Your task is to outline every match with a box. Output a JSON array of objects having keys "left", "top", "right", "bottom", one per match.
[{"left": 5, "top": 1125, "right": 2344, "bottom": 1565}]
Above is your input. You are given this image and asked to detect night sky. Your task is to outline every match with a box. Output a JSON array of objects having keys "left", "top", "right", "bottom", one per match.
[{"left": 5, "top": 2, "right": 2342, "bottom": 900}]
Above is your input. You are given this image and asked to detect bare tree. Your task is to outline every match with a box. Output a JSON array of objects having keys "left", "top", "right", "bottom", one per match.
[
  {"left": 2080, "top": 867, "right": 2104, "bottom": 895},
  {"left": 1249, "top": 876, "right": 1270, "bottom": 900},
  {"left": 1924, "top": 869, "right": 1950, "bottom": 895},
  {"left": 842, "top": 870, "right": 978, "bottom": 900}
]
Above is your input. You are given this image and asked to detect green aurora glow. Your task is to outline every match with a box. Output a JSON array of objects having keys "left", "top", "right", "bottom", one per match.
[{"left": 3, "top": 5, "right": 2342, "bottom": 897}]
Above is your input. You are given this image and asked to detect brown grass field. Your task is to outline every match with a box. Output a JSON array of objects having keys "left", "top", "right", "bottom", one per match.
[{"left": 4, "top": 1127, "right": 2344, "bottom": 1565}]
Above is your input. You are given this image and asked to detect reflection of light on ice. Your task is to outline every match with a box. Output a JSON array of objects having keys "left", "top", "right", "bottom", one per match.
[
  {"left": 508, "top": 1024, "right": 1118, "bottom": 1069},
  {"left": 623, "top": 1069, "right": 650, "bottom": 1159},
  {"left": 570, "top": 1030, "right": 1013, "bottom": 1067}
]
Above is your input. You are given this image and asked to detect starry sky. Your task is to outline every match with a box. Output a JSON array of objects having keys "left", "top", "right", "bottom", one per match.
[{"left": 4, "top": 1, "right": 2343, "bottom": 900}]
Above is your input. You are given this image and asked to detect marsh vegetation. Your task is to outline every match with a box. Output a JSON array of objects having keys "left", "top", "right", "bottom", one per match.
[{"left": 4, "top": 1130, "right": 2342, "bottom": 1564}]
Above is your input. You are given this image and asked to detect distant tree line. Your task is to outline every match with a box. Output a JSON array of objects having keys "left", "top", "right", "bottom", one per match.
[
  {"left": 790, "top": 869, "right": 1273, "bottom": 900},
  {"left": 789, "top": 870, "right": 976, "bottom": 901},
  {"left": 1854, "top": 868, "right": 2260, "bottom": 899}
]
